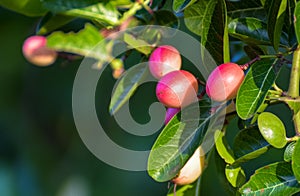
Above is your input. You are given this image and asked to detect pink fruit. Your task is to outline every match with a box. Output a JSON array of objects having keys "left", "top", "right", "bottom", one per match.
[
  {"left": 164, "top": 108, "right": 180, "bottom": 125},
  {"left": 206, "top": 63, "right": 244, "bottom": 102},
  {"left": 172, "top": 146, "right": 205, "bottom": 185},
  {"left": 156, "top": 70, "right": 198, "bottom": 108},
  {"left": 149, "top": 45, "right": 181, "bottom": 79},
  {"left": 22, "top": 35, "right": 57, "bottom": 66}
]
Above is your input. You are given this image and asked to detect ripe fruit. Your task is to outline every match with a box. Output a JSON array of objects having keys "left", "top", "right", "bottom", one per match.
[
  {"left": 149, "top": 45, "right": 181, "bottom": 79},
  {"left": 206, "top": 63, "right": 244, "bottom": 102},
  {"left": 156, "top": 70, "right": 198, "bottom": 108},
  {"left": 22, "top": 35, "right": 57, "bottom": 66},
  {"left": 164, "top": 108, "right": 180, "bottom": 125},
  {"left": 172, "top": 146, "right": 205, "bottom": 185}
]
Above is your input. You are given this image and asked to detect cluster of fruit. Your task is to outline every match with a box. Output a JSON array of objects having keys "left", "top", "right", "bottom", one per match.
[
  {"left": 22, "top": 37, "right": 246, "bottom": 186},
  {"left": 148, "top": 45, "right": 245, "bottom": 186}
]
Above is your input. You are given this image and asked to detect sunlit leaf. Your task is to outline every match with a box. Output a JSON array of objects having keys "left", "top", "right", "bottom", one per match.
[
  {"left": 267, "top": 0, "right": 288, "bottom": 51},
  {"left": 258, "top": 112, "right": 287, "bottom": 149},
  {"left": 240, "top": 162, "right": 300, "bottom": 195},
  {"left": 225, "top": 165, "right": 246, "bottom": 188},
  {"left": 109, "top": 64, "right": 149, "bottom": 115},
  {"left": 215, "top": 130, "right": 235, "bottom": 164},
  {"left": 292, "top": 140, "right": 300, "bottom": 183},
  {"left": 47, "top": 23, "right": 110, "bottom": 60},
  {"left": 148, "top": 100, "right": 224, "bottom": 182},
  {"left": 236, "top": 59, "right": 277, "bottom": 120}
]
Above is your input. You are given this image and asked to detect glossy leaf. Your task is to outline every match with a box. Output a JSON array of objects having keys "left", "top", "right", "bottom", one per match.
[
  {"left": 123, "top": 33, "right": 152, "bottom": 56},
  {"left": 292, "top": 140, "right": 300, "bottom": 183},
  {"left": 233, "top": 126, "right": 270, "bottom": 163},
  {"left": 42, "top": 0, "right": 99, "bottom": 12},
  {"left": 228, "top": 7, "right": 267, "bottom": 21},
  {"left": 47, "top": 23, "right": 110, "bottom": 60},
  {"left": 258, "top": 112, "right": 287, "bottom": 148},
  {"left": 184, "top": 0, "right": 217, "bottom": 38},
  {"left": 240, "top": 162, "right": 300, "bottom": 195},
  {"left": 147, "top": 100, "right": 222, "bottom": 182},
  {"left": 0, "top": 0, "right": 47, "bottom": 16},
  {"left": 184, "top": 0, "right": 228, "bottom": 64},
  {"left": 225, "top": 165, "right": 246, "bottom": 188},
  {"left": 284, "top": 142, "right": 296, "bottom": 162},
  {"left": 215, "top": 130, "right": 235, "bottom": 164},
  {"left": 236, "top": 59, "right": 277, "bottom": 120},
  {"left": 109, "top": 64, "right": 149, "bottom": 115},
  {"left": 173, "top": 0, "right": 197, "bottom": 13},
  {"left": 294, "top": 2, "right": 300, "bottom": 43},
  {"left": 62, "top": 3, "right": 120, "bottom": 25},
  {"left": 267, "top": 0, "right": 288, "bottom": 51},
  {"left": 228, "top": 17, "right": 270, "bottom": 45}
]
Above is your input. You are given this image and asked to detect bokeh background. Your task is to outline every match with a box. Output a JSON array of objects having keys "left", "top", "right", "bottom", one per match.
[{"left": 0, "top": 6, "right": 294, "bottom": 196}]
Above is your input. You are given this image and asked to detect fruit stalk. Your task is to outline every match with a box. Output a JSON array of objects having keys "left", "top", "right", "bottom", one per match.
[{"left": 288, "top": 44, "right": 300, "bottom": 135}]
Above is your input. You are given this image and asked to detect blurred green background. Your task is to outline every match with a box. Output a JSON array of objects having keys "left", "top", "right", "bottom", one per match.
[
  {"left": 0, "top": 6, "right": 295, "bottom": 196},
  {"left": 0, "top": 7, "right": 168, "bottom": 196}
]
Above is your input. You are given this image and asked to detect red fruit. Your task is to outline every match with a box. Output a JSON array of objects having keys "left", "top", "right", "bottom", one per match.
[
  {"left": 149, "top": 45, "right": 181, "bottom": 79},
  {"left": 22, "top": 35, "right": 57, "bottom": 66},
  {"left": 172, "top": 146, "right": 205, "bottom": 185},
  {"left": 164, "top": 108, "right": 180, "bottom": 125},
  {"left": 206, "top": 63, "right": 244, "bottom": 102},
  {"left": 156, "top": 70, "right": 198, "bottom": 108}
]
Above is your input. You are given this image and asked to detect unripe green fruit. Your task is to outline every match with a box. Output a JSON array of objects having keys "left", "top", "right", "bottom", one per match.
[
  {"left": 164, "top": 108, "right": 180, "bottom": 125},
  {"left": 206, "top": 63, "right": 244, "bottom": 102},
  {"left": 149, "top": 45, "right": 181, "bottom": 79},
  {"left": 172, "top": 146, "right": 205, "bottom": 185},
  {"left": 156, "top": 70, "right": 198, "bottom": 108},
  {"left": 22, "top": 36, "right": 57, "bottom": 66}
]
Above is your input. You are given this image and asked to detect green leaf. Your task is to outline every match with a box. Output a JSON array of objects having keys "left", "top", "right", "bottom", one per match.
[
  {"left": 184, "top": 0, "right": 217, "bottom": 37},
  {"left": 267, "top": 0, "right": 288, "bottom": 51},
  {"left": 184, "top": 0, "right": 228, "bottom": 64},
  {"left": 36, "top": 13, "right": 75, "bottom": 35},
  {"left": 123, "top": 33, "right": 153, "bottom": 56},
  {"left": 213, "top": 147, "right": 237, "bottom": 195},
  {"left": 153, "top": 10, "right": 179, "bottom": 29},
  {"left": 240, "top": 162, "right": 300, "bottom": 195},
  {"left": 173, "top": 0, "right": 197, "bottom": 13},
  {"left": 0, "top": 0, "right": 47, "bottom": 16},
  {"left": 214, "top": 130, "right": 235, "bottom": 164},
  {"left": 292, "top": 140, "right": 300, "bottom": 183},
  {"left": 228, "top": 17, "right": 270, "bottom": 45},
  {"left": 258, "top": 112, "right": 287, "bottom": 148},
  {"left": 294, "top": 2, "right": 300, "bottom": 43},
  {"left": 47, "top": 23, "right": 110, "bottom": 60},
  {"left": 233, "top": 126, "right": 270, "bottom": 163},
  {"left": 167, "top": 178, "right": 201, "bottom": 196},
  {"left": 42, "top": 0, "right": 99, "bottom": 12},
  {"left": 225, "top": 165, "right": 246, "bottom": 188},
  {"left": 109, "top": 64, "right": 149, "bottom": 115},
  {"left": 226, "top": 0, "right": 263, "bottom": 11},
  {"left": 147, "top": 100, "right": 222, "bottom": 182},
  {"left": 284, "top": 142, "right": 296, "bottom": 162},
  {"left": 228, "top": 7, "right": 267, "bottom": 21},
  {"left": 236, "top": 59, "right": 277, "bottom": 120},
  {"left": 62, "top": 3, "right": 120, "bottom": 26}
]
